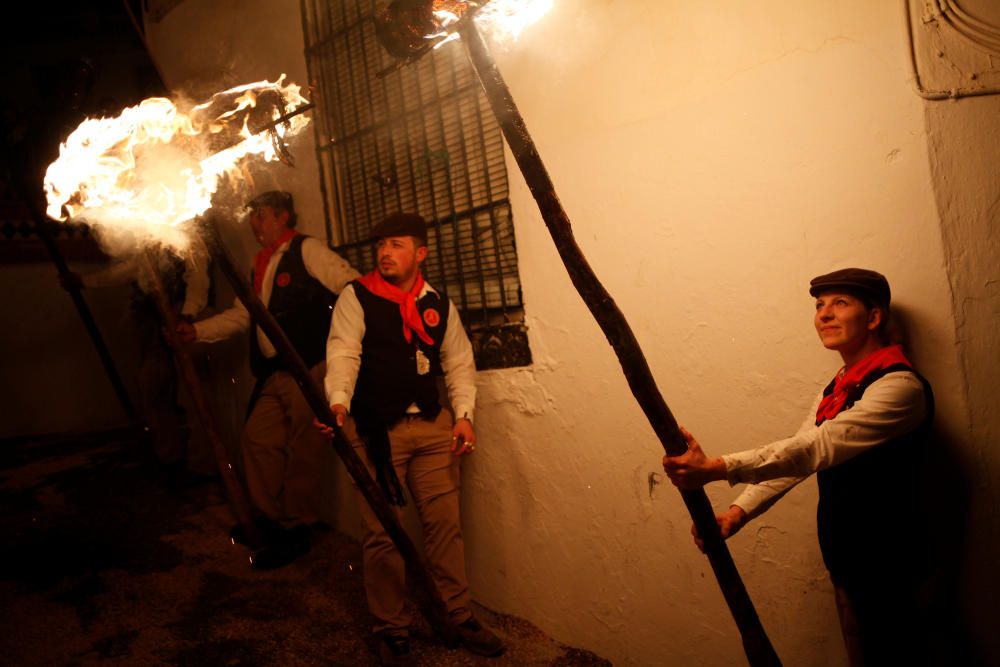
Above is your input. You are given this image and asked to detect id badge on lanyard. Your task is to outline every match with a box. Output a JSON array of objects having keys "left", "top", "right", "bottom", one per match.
[{"left": 415, "top": 347, "right": 430, "bottom": 375}]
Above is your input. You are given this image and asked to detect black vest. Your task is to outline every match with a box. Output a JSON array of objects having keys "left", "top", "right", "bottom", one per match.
[
  {"left": 250, "top": 235, "right": 336, "bottom": 378},
  {"left": 351, "top": 279, "right": 450, "bottom": 426},
  {"left": 815, "top": 363, "right": 934, "bottom": 586}
]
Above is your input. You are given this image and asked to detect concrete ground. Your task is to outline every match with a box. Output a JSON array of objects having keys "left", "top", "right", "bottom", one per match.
[{"left": 0, "top": 432, "right": 610, "bottom": 666}]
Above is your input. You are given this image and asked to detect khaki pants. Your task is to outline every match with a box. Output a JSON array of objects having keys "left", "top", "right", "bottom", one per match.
[
  {"left": 241, "top": 363, "right": 328, "bottom": 526},
  {"left": 344, "top": 409, "right": 471, "bottom": 634}
]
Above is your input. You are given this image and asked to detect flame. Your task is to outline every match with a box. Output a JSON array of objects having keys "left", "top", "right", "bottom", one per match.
[
  {"left": 428, "top": 0, "right": 552, "bottom": 48},
  {"left": 474, "top": 0, "right": 552, "bottom": 41},
  {"left": 43, "top": 74, "right": 310, "bottom": 251}
]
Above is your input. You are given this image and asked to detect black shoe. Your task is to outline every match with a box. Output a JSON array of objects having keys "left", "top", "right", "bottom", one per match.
[
  {"left": 229, "top": 517, "right": 287, "bottom": 547},
  {"left": 376, "top": 634, "right": 413, "bottom": 667},
  {"left": 456, "top": 616, "right": 505, "bottom": 657},
  {"left": 183, "top": 469, "right": 220, "bottom": 487},
  {"left": 308, "top": 520, "right": 331, "bottom": 534},
  {"left": 160, "top": 461, "right": 188, "bottom": 489},
  {"left": 249, "top": 531, "right": 310, "bottom": 571}
]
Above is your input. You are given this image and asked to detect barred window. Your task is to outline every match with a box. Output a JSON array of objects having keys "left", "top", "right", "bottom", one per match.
[{"left": 301, "top": 0, "right": 531, "bottom": 370}]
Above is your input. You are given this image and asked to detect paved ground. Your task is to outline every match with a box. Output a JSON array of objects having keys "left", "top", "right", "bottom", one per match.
[{"left": 0, "top": 432, "right": 610, "bottom": 666}]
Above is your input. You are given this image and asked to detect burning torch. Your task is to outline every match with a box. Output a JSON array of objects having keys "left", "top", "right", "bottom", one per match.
[{"left": 374, "top": 2, "right": 781, "bottom": 665}]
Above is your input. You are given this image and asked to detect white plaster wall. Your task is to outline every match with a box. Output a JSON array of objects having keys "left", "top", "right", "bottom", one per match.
[{"left": 139, "top": 1, "right": 993, "bottom": 665}]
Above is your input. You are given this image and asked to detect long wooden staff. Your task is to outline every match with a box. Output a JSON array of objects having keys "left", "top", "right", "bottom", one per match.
[
  {"left": 198, "top": 215, "right": 457, "bottom": 644},
  {"left": 456, "top": 17, "right": 781, "bottom": 667}
]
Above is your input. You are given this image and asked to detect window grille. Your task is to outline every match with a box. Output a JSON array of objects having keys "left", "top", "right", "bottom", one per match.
[{"left": 300, "top": 0, "right": 531, "bottom": 370}]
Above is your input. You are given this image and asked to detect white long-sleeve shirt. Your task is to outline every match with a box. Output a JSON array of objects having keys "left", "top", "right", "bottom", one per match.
[
  {"left": 195, "top": 236, "right": 358, "bottom": 358},
  {"left": 324, "top": 281, "right": 477, "bottom": 422},
  {"left": 726, "top": 370, "right": 927, "bottom": 519},
  {"left": 81, "top": 239, "right": 211, "bottom": 318}
]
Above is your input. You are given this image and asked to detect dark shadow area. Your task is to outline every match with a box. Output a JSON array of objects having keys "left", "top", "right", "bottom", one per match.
[
  {"left": 895, "top": 304, "right": 982, "bottom": 666},
  {"left": 921, "top": 425, "right": 981, "bottom": 666},
  {"left": 0, "top": 432, "right": 609, "bottom": 666}
]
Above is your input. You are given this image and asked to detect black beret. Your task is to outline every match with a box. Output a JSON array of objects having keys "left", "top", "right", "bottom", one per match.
[
  {"left": 246, "top": 190, "right": 294, "bottom": 212},
  {"left": 370, "top": 212, "right": 428, "bottom": 243},
  {"left": 809, "top": 267, "right": 891, "bottom": 307}
]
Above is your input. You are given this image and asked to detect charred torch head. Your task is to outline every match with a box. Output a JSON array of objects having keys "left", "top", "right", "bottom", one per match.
[
  {"left": 375, "top": 0, "right": 435, "bottom": 58},
  {"left": 374, "top": 0, "right": 477, "bottom": 58}
]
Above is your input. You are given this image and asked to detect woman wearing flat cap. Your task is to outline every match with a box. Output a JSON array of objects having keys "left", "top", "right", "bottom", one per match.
[{"left": 662, "top": 268, "right": 934, "bottom": 666}]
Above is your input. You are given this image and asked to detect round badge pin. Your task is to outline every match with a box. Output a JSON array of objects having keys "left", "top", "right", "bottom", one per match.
[
  {"left": 422, "top": 308, "right": 440, "bottom": 327},
  {"left": 276, "top": 272, "right": 291, "bottom": 287}
]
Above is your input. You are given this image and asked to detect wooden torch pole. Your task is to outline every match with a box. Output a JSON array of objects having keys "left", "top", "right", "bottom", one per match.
[
  {"left": 19, "top": 184, "right": 139, "bottom": 425},
  {"left": 457, "top": 18, "right": 780, "bottom": 667}
]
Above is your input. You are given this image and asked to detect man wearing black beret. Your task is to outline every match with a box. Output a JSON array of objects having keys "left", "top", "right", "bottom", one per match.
[
  {"left": 178, "top": 190, "right": 359, "bottom": 568},
  {"left": 323, "top": 212, "right": 504, "bottom": 664},
  {"left": 662, "top": 268, "right": 934, "bottom": 665}
]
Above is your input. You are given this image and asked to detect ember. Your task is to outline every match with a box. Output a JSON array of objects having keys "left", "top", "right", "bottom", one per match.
[{"left": 375, "top": 0, "right": 551, "bottom": 59}]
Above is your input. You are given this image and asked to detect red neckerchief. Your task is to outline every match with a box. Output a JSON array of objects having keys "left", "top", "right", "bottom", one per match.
[
  {"left": 358, "top": 269, "right": 434, "bottom": 345},
  {"left": 253, "top": 229, "right": 298, "bottom": 294},
  {"left": 815, "top": 344, "right": 911, "bottom": 425}
]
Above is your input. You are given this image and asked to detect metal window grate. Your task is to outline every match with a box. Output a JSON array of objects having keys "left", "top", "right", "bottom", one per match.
[{"left": 300, "top": 0, "right": 530, "bottom": 370}]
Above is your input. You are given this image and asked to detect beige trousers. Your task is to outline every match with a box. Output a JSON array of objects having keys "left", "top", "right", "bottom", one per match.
[
  {"left": 344, "top": 409, "right": 472, "bottom": 635},
  {"left": 240, "top": 362, "right": 328, "bottom": 526}
]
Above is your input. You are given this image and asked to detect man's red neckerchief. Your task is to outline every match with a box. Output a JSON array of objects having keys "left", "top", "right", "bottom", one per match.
[
  {"left": 253, "top": 228, "right": 298, "bottom": 294},
  {"left": 358, "top": 269, "right": 434, "bottom": 345}
]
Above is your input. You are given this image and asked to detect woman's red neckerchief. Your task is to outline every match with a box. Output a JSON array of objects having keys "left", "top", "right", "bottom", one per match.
[{"left": 815, "top": 344, "right": 911, "bottom": 425}]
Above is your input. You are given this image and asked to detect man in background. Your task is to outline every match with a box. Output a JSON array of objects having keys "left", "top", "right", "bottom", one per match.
[{"left": 177, "top": 190, "right": 358, "bottom": 569}]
